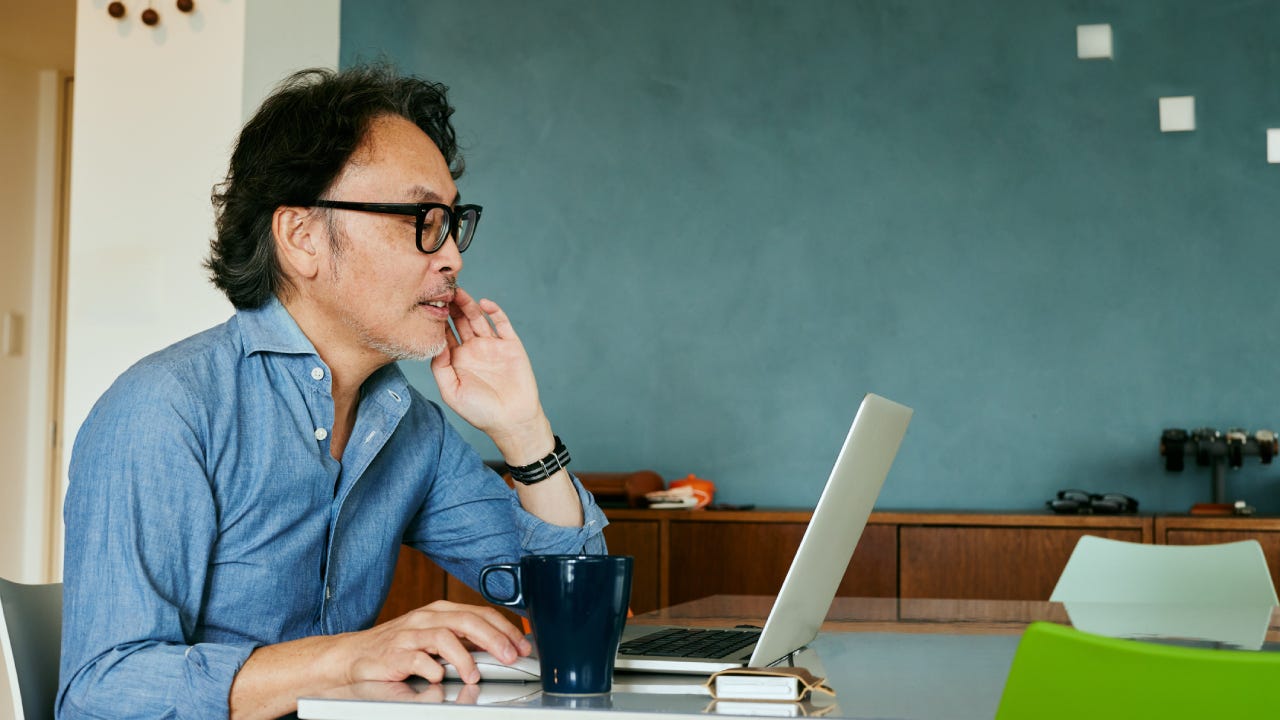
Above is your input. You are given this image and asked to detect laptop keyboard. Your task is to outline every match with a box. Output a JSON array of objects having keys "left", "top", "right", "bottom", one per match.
[{"left": 618, "top": 627, "right": 761, "bottom": 659}]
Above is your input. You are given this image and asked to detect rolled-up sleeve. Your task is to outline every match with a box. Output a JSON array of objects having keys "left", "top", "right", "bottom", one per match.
[
  {"left": 509, "top": 475, "right": 609, "bottom": 555},
  {"left": 404, "top": 411, "right": 609, "bottom": 596},
  {"left": 59, "top": 368, "right": 252, "bottom": 720}
]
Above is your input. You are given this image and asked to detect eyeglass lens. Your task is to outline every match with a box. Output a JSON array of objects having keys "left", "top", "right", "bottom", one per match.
[{"left": 419, "top": 206, "right": 478, "bottom": 253}]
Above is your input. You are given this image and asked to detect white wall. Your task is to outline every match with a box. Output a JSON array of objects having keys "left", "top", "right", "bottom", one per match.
[
  {"left": 57, "top": 0, "right": 340, "bottom": 579},
  {"left": 243, "top": 0, "right": 343, "bottom": 124}
]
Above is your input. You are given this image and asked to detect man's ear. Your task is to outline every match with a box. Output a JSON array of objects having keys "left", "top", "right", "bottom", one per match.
[{"left": 273, "top": 206, "right": 323, "bottom": 281}]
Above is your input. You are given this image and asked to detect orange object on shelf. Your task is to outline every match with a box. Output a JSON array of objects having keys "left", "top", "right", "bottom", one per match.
[{"left": 669, "top": 474, "right": 716, "bottom": 510}]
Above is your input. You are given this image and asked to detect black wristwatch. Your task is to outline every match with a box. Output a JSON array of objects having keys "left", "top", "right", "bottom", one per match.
[
  {"left": 506, "top": 436, "right": 571, "bottom": 485},
  {"left": 1160, "top": 428, "right": 1187, "bottom": 472},
  {"left": 1257, "top": 430, "right": 1277, "bottom": 464},
  {"left": 1191, "top": 427, "right": 1220, "bottom": 467},
  {"left": 1226, "top": 428, "right": 1248, "bottom": 468}
]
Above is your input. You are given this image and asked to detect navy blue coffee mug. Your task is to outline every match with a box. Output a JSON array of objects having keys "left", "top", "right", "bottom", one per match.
[{"left": 480, "top": 554, "right": 633, "bottom": 695}]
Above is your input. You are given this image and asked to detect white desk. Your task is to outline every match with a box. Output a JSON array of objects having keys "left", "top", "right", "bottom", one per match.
[{"left": 298, "top": 595, "right": 1280, "bottom": 720}]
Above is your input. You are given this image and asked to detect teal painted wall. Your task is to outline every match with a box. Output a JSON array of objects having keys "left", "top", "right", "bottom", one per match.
[{"left": 340, "top": 1, "right": 1280, "bottom": 512}]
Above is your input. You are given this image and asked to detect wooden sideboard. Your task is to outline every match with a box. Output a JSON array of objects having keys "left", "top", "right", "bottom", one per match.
[
  {"left": 890, "top": 511, "right": 1151, "bottom": 601},
  {"left": 376, "top": 509, "right": 1280, "bottom": 624}
]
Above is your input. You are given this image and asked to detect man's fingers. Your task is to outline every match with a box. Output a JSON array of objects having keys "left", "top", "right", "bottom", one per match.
[
  {"left": 473, "top": 605, "right": 533, "bottom": 654},
  {"left": 360, "top": 647, "right": 442, "bottom": 684},
  {"left": 430, "top": 327, "right": 457, "bottom": 366},
  {"left": 440, "top": 613, "right": 522, "bottom": 664},
  {"left": 403, "top": 607, "right": 522, "bottom": 664},
  {"left": 383, "top": 628, "right": 477, "bottom": 684},
  {"left": 403, "top": 649, "right": 446, "bottom": 684},
  {"left": 477, "top": 298, "right": 518, "bottom": 341},
  {"left": 421, "top": 631, "right": 480, "bottom": 684},
  {"left": 448, "top": 607, "right": 528, "bottom": 660},
  {"left": 452, "top": 287, "right": 495, "bottom": 338},
  {"left": 448, "top": 303, "right": 477, "bottom": 342},
  {"left": 341, "top": 604, "right": 539, "bottom": 698}
]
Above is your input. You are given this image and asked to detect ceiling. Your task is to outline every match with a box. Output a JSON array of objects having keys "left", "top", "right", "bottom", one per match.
[{"left": 0, "top": 0, "right": 76, "bottom": 72}]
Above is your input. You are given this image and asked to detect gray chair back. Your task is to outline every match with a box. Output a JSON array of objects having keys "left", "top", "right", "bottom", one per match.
[{"left": 0, "top": 578, "right": 62, "bottom": 720}]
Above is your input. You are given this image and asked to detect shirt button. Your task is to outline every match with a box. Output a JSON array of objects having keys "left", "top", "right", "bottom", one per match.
[
  {"left": 311, "top": 367, "right": 324, "bottom": 381},
  {"left": 314, "top": 427, "right": 328, "bottom": 441}
]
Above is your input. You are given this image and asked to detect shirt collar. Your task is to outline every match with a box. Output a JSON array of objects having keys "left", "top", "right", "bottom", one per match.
[
  {"left": 236, "top": 296, "right": 319, "bottom": 357},
  {"left": 236, "top": 296, "right": 413, "bottom": 405}
]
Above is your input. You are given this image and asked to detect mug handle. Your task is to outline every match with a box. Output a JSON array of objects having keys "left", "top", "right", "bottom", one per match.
[{"left": 479, "top": 564, "right": 524, "bottom": 607}]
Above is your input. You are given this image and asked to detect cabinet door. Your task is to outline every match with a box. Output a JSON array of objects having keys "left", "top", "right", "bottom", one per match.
[
  {"left": 900, "top": 526, "right": 1144, "bottom": 600},
  {"left": 603, "top": 519, "right": 662, "bottom": 614},
  {"left": 1164, "top": 530, "right": 1280, "bottom": 598},
  {"left": 667, "top": 522, "right": 897, "bottom": 606}
]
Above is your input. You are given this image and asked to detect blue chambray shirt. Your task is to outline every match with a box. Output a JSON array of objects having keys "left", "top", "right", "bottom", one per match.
[{"left": 58, "top": 298, "right": 607, "bottom": 719}]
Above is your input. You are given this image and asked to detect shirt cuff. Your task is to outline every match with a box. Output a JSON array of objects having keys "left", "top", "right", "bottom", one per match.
[
  {"left": 511, "top": 473, "right": 610, "bottom": 554},
  {"left": 181, "top": 642, "right": 256, "bottom": 720}
]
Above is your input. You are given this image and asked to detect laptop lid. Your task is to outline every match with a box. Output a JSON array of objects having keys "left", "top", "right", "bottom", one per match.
[
  {"left": 614, "top": 393, "right": 912, "bottom": 673},
  {"left": 748, "top": 393, "right": 912, "bottom": 666}
]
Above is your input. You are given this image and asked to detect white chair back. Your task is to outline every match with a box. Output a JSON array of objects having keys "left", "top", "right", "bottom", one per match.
[
  {"left": 1050, "top": 536, "right": 1277, "bottom": 649},
  {"left": 1050, "top": 535, "right": 1278, "bottom": 604},
  {"left": 0, "top": 578, "right": 62, "bottom": 720}
]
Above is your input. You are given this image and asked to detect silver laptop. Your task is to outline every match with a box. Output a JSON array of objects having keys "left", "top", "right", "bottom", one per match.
[{"left": 614, "top": 393, "right": 912, "bottom": 674}]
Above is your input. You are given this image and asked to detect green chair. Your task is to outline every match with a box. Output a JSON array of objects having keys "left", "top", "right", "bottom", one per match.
[{"left": 996, "top": 621, "right": 1280, "bottom": 720}]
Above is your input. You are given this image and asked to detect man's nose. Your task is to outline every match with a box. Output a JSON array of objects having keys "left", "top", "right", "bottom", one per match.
[{"left": 431, "top": 233, "right": 464, "bottom": 274}]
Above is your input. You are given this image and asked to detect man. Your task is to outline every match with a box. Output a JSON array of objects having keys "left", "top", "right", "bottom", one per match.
[{"left": 58, "top": 66, "right": 607, "bottom": 720}]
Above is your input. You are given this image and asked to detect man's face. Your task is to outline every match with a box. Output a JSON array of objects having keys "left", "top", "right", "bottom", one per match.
[{"left": 314, "top": 114, "right": 463, "bottom": 362}]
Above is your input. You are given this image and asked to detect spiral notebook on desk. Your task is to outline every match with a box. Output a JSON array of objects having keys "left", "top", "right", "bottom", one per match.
[{"left": 614, "top": 393, "right": 913, "bottom": 674}]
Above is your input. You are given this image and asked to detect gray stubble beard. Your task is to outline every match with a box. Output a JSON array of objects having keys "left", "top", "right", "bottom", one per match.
[{"left": 365, "top": 333, "right": 448, "bottom": 362}]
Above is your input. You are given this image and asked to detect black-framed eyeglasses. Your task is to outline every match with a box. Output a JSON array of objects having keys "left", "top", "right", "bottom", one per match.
[{"left": 313, "top": 200, "right": 483, "bottom": 254}]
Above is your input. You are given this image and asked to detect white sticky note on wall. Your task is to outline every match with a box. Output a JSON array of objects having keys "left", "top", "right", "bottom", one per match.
[
  {"left": 1077, "top": 24, "right": 1113, "bottom": 59},
  {"left": 1268, "top": 129, "right": 1280, "bottom": 164},
  {"left": 1159, "top": 96, "right": 1196, "bottom": 132}
]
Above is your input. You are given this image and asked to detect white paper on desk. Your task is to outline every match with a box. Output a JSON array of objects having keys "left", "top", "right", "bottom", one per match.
[
  {"left": 645, "top": 486, "right": 700, "bottom": 509},
  {"left": 715, "top": 674, "right": 801, "bottom": 701},
  {"left": 710, "top": 700, "right": 803, "bottom": 717},
  {"left": 648, "top": 498, "right": 700, "bottom": 509}
]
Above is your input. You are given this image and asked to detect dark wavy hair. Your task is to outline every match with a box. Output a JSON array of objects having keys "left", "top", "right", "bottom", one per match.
[{"left": 206, "top": 65, "right": 464, "bottom": 309}]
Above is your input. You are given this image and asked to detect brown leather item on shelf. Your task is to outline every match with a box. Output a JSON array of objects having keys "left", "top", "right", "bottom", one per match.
[
  {"left": 578, "top": 470, "right": 665, "bottom": 508},
  {"left": 1189, "top": 503, "right": 1236, "bottom": 516}
]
